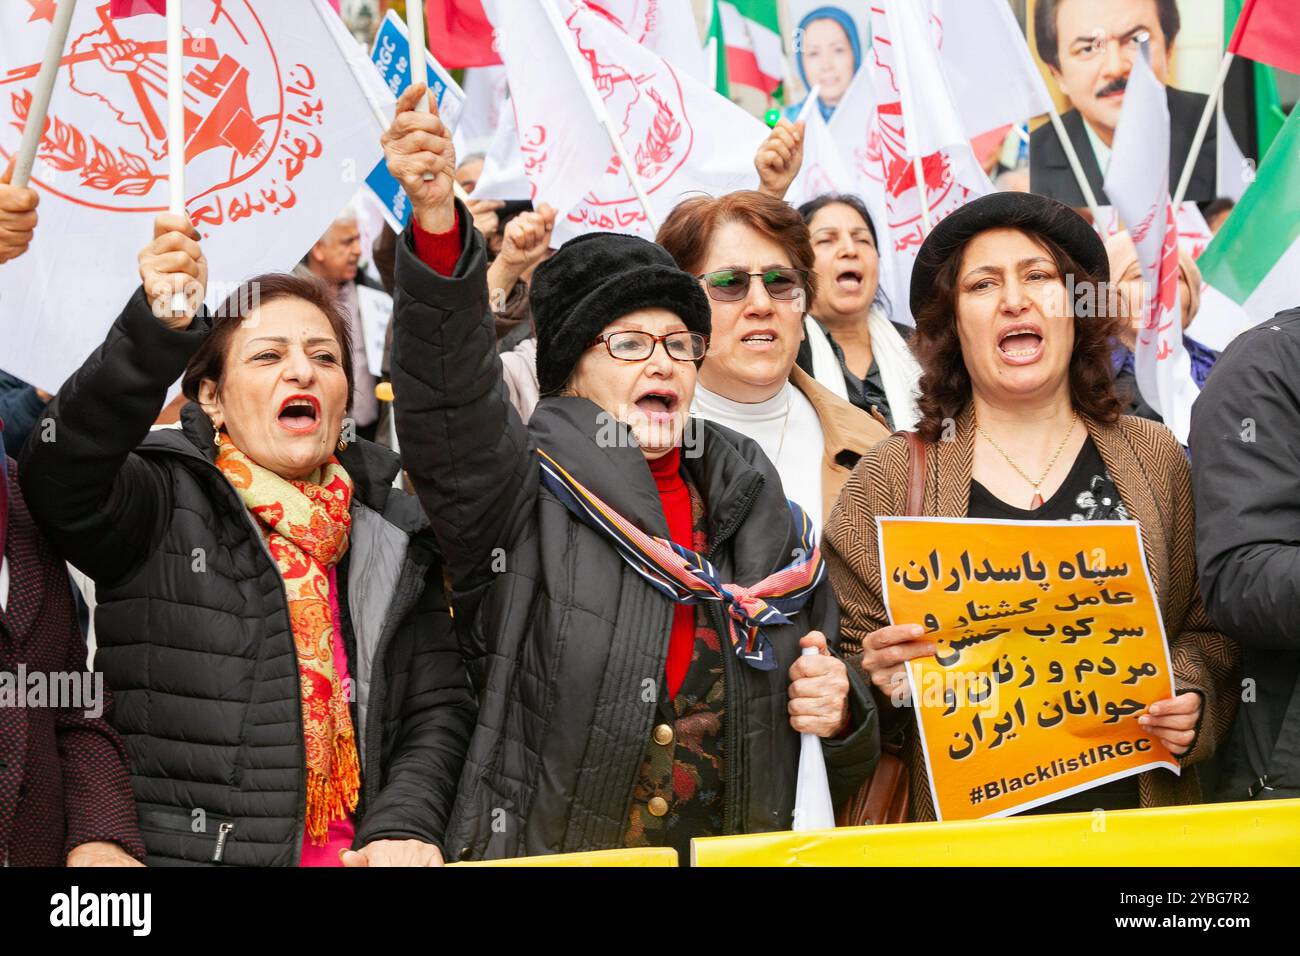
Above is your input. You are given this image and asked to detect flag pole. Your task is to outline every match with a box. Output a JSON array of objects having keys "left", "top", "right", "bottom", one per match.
[
  {"left": 794, "top": 85, "right": 821, "bottom": 124},
  {"left": 539, "top": 0, "right": 661, "bottom": 233},
  {"left": 1172, "top": 51, "right": 1234, "bottom": 210},
  {"left": 12, "top": 0, "right": 78, "bottom": 188},
  {"left": 883, "top": 3, "right": 933, "bottom": 235},
  {"left": 406, "top": 0, "right": 437, "bottom": 183},
  {"left": 1046, "top": 106, "right": 1103, "bottom": 225},
  {"left": 166, "top": 0, "right": 188, "bottom": 314}
]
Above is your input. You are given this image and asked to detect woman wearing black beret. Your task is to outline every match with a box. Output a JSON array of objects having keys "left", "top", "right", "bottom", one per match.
[
  {"left": 383, "top": 86, "right": 878, "bottom": 861},
  {"left": 822, "top": 191, "right": 1239, "bottom": 820}
]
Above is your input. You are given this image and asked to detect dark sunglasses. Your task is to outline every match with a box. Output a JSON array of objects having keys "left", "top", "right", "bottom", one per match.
[
  {"left": 589, "top": 330, "right": 709, "bottom": 362},
  {"left": 696, "top": 268, "right": 808, "bottom": 302}
]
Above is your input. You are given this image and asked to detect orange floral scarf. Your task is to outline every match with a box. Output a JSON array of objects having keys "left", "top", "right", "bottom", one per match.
[{"left": 215, "top": 434, "right": 360, "bottom": 845}]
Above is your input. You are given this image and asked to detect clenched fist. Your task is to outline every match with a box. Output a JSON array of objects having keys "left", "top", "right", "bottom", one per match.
[
  {"left": 755, "top": 118, "right": 804, "bottom": 200},
  {"left": 382, "top": 83, "right": 457, "bottom": 234},
  {"left": 497, "top": 204, "right": 557, "bottom": 273},
  {"left": 0, "top": 158, "right": 39, "bottom": 265},
  {"left": 139, "top": 213, "right": 207, "bottom": 329}
]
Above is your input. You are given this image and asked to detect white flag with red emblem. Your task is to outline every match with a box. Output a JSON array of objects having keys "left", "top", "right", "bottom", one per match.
[
  {"left": 835, "top": 0, "right": 992, "bottom": 324},
  {"left": 497, "top": 0, "right": 765, "bottom": 242},
  {"left": 1103, "top": 48, "right": 1199, "bottom": 444},
  {"left": 470, "top": 93, "right": 531, "bottom": 201},
  {"left": 0, "top": 0, "right": 393, "bottom": 394},
  {"left": 931, "top": 0, "right": 1054, "bottom": 139}
]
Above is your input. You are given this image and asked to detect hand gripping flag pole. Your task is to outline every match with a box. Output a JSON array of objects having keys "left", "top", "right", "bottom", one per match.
[
  {"left": 166, "top": 0, "right": 189, "bottom": 316},
  {"left": 12, "top": 0, "right": 79, "bottom": 188}
]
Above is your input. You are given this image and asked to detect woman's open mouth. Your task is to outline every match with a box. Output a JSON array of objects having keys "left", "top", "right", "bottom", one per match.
[
  {"left": 276, "top": 394, "right": 321, "bottom": 434},
  {"left": 835, "top": 268, "right": 863, "bottom": 293},
  {"left": 997, "top": 324, "right": 1044, "bottom": 365},
  {"left": 634, "top": 389, "right": 680, "bottom": 425}
]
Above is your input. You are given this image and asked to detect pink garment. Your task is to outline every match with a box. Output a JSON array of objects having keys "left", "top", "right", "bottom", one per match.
[{"left": 299, "top": 568, "right": 358, "bottom": 867}]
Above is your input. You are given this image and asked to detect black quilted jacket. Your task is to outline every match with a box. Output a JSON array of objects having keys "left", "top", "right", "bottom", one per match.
[
  {"left": 19, "top": 289, "right": 476, "bottom": 866},
  {"left": 391, "top": 207, "right": 879, "bottom": 861}
]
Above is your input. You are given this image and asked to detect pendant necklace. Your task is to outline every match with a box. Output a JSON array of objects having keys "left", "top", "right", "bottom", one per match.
[{"left": 976, "top": 412, "right": 1078, "bottom": 509}]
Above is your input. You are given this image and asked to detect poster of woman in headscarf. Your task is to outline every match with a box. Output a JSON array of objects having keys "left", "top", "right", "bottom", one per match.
[{"left": 785, "top": 2, "right": 870, "bottom": 121}]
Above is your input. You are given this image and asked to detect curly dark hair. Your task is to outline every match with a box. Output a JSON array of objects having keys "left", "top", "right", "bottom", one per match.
[{"left": 912, "top": 227, "right": 1122, "bottom": 442}]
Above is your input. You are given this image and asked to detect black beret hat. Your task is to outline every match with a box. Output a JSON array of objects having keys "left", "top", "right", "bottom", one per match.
[
  {"left": 909, "top": 192, "right": 1109, "bottom": 318},
  {"left": 529, "top": 232, "right": 712, "bottom": 396}
]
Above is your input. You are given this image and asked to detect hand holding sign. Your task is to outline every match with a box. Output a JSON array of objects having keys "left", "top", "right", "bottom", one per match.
[
  {"left": 382, "top": 83, "right": 456, "bottom": 235},
  {"left": 754, "top": 118, "right": 805, "bottom": 201},
  {"left": 859, "top": 623, "right": 938, "bottom": 704},
  {"left": 139, "top": 213, "right": 206, "bottom": 329},
  {"left": 1141, "top": 691, "right": 1202, "bottom": 756},
  {"left": 0, "top": 159, "right": 40, "bottom": 265}
]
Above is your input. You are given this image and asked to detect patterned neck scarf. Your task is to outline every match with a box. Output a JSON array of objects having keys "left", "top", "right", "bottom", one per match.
[
  {"left": 215, "top": 434, "right": 359, "bottom": 845},
  {"left": 538, "top": 449, "right": 825, "bottom": 671}
]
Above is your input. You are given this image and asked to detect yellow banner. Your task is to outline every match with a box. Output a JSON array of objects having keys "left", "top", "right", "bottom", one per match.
[
  {"left": 878, "top": 518, "right": 1177, "bottom": 821},
  {"left": 690, "top": 799, "right": 1300, "bottom": 867},
  {"left": 450, "top": 847, "right": 678, "bottom": 867}
]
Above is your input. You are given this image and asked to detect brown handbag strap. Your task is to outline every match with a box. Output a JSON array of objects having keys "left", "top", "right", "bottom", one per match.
[{"left": 899, "top": 430, "right": 927, "bottom": 517}]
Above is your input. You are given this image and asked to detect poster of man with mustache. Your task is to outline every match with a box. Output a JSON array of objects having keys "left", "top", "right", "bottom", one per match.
[{"left": 1027, "top": 0, "right": 1219, "bottom": 206}]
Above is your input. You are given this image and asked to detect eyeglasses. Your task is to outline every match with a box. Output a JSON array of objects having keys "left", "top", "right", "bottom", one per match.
[
  {"left": 589, "top": 330, "right": 710, "bottom": 362},
  {"left": 696, "top": 268, "right": 808, "bottom": 302}
]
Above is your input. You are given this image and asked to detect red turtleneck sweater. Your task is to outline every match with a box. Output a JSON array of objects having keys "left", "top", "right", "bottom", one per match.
[{"left": 649, "top": 447, "right": 695, "bottom": 699}]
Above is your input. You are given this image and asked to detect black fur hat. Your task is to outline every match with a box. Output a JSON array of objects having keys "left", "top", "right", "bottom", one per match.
[{"left": 529, "top": 232, "right": 712, "bottom": 396}]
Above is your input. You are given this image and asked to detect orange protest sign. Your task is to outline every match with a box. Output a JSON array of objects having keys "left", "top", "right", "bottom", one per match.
[{"left": 878, "top": 517, "right": 1178, "bottom": 821}]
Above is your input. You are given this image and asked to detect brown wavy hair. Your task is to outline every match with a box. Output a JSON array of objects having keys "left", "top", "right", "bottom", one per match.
[
  {"left": 912, "top": 227, "right": 1122, "bottom": 442},
  {"left": 656, "top": 190, "right": 819, "bottom": 304}
]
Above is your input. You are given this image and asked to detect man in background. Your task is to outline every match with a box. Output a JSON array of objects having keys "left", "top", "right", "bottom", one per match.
[
  {"left": 1030, "top": 0, "right": 1216, "bottom": 206},
  {"left": 299, "top": 208, "right": 388, "bottom": 442}
]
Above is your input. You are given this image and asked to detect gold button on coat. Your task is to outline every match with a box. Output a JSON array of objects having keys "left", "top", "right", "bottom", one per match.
[
  {"left": 647, "top": 796, "right": 669, "bottom": 817},
  {"left": 652, "top": 724, "right": 674, "bottom": 746}
]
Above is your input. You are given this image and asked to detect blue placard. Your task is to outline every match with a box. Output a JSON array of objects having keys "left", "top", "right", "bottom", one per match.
[{"left": 366, "top": 10, "right": 466, "bottom": 230}]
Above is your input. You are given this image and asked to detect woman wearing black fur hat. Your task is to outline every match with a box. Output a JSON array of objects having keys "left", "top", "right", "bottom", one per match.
[
  {"left": 822, "top": 191, "right": 1238, "bottom": 821},
  {"left": 383, "top": 85, "right": 878, "bottom": 861}
]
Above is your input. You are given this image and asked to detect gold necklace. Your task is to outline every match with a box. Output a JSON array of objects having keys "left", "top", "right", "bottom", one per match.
[{"left": 976, "top": 411, "right": 1078, "bottom": 509}]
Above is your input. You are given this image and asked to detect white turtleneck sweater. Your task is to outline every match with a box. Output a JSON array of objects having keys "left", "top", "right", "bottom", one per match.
[{"left": 691, "top": 381, "right": 826, "bottom": 529}]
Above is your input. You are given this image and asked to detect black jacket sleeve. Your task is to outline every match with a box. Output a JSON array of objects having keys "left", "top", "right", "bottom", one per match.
[
  {"left": 355, "top": 544, "right": 476, "bottom": 853},
  {"left": 18, "top": 287, "right": 209, "bottom": 586},
  {"left": 1190, "top": 311, "right": 1300, "bottom": 651},
  {"left": 390, "top": 203, "right": 538, "bottom": 610}
]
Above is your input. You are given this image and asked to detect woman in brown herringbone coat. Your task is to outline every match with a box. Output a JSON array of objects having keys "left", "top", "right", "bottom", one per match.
[{"left": 823, "top": 193, "right": 1239, "bottom": 821}]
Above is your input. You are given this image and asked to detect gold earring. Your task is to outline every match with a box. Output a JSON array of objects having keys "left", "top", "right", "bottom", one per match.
[
  {"left": 212, "top": 421, "right": 221, "bottom": 447},
  {"left": 337, "top": 438, "right": 348, "bottom": 452}
]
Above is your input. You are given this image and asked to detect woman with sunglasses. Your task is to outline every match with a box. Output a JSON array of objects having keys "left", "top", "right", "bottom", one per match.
[
  {"left": 657, "top": 191, "right": 890, "bottom": 531},
  {"left": 384, "top": 91, "right": 878, "bottom": 861}
]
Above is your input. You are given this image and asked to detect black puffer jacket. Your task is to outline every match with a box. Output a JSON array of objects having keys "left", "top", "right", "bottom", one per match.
[
  {"left": 391, "top": 211, "right": 878, "bottom": 861},
  {"left": 19, "top": 289, "right": 476, "bottom": 866}
]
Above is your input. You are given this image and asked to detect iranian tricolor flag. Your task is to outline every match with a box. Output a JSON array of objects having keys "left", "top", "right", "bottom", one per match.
[
  {"left": 716, "top": 0, "right": 784, "bottom": 97},
  {"left": 1228, "top": 0, "right": 1300, "bottom": 75},
  {"left": 1199, "top": 105, "right": 1300, "bottom": 327}
]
